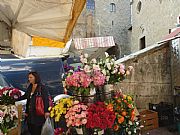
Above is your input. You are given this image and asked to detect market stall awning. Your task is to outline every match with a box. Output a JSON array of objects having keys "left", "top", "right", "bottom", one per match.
[
  {"left": 74, "top": 36, "right": 115, "bottom": 50},
  {"left": 0, "top": 0, "right": 86, "bottom": 47}
]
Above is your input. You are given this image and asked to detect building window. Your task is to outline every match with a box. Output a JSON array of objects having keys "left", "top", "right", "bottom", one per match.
[
  {"left": 140, "top": 36, "right": 146, "bottom": 50},
  {"left": 110, "top": 3, "right": 116, "bottom": 12},
  {"left": 137, "top": 1, "right": 142, "bottom": 13}
]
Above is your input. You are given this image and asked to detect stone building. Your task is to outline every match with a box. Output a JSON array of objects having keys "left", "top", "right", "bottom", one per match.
[
  {"left": 72, "top": 0, "right": 131, "bottom": 57},
  {"left": 131, "top": 0, "right": 180, "bottom": 52},
  {"left": 116, "top": 37, "right": 180, "bottom": 110}
]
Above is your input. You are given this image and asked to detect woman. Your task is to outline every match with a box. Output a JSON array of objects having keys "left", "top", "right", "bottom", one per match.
[{"left": 18, "top": 71, "right": 50, "bottom": 135}]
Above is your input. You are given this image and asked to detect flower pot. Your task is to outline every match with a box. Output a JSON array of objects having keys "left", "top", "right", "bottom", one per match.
[
  {"left": 75, "top": 127, "right": 83, "bottom": 135},
  {"left": 104, "top": 84, "right": 114, "bottom": 99}
]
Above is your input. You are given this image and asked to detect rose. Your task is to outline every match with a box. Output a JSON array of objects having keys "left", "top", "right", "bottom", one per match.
[
  {"left": 105, "top": 52, "right": 109, "bottom": 57},
  {"left": 93, "top": 64, "right": 100, "bottom": 71},
  {"left": 91, "top": 58, "right": 97, "bottom": 64}
]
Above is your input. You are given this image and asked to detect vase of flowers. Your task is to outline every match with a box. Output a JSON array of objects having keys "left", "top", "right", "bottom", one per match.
[
  {"left": 86, "top": 102, "right": 116, "bottom": 134},
  {"left": 0, "top": 87, "right": 21, "bottom": 134},
  {"left": 65, "top": 101, "right": 88, "bottom": 135},
  {"left": 106, "top": 92, "right": 141, "bottom": 135}
]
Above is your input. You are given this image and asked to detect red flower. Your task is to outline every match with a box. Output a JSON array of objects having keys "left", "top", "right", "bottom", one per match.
[{"left": 86, "top": 102, "right": 115, "bottom": 130}]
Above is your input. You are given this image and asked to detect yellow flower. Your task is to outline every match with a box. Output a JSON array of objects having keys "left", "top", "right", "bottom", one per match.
[
  {"left": 49, "top": 97, "right": 73, "bottom": 122},
  {"left": 127, "top": 96, "right": 132, "bottom": 101}
]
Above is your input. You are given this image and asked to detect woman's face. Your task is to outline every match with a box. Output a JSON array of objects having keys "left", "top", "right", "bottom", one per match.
[{"left": 28, "top": 74, "right": 36, "bottom": 84}]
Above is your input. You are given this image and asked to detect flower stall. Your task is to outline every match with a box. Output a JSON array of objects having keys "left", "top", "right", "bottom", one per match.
[
  {"left": 0, "top": 87, "right": 22, "bottom": 135},
  {"left": 49, "top": 52, "right": 142, "bottom": 135}
]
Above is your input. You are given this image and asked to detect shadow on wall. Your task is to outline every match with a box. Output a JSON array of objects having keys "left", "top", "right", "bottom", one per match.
[{"left": 106, "top": 44, "right": 120, "bottom": 59}]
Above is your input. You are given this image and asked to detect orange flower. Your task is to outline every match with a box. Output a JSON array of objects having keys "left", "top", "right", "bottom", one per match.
[
  {"left": 118, "top": 116, "right": 124, "bottom": 124},
  {"left": 131, "top": 115, "right": 135, "bottom": 122},
  {"left": 107, "top": 104, "right": 113, "bottom": 112},
  {"left": 113, "top": 124, "right": 119, "bottom": 131},
  {"left": 121, "top": 111, "right": 127, "bottom": 116}
]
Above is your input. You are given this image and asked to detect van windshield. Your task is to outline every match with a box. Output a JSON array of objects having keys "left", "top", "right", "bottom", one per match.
[{"left": 0, "top": 74, "right": 10, "bottom": 87}]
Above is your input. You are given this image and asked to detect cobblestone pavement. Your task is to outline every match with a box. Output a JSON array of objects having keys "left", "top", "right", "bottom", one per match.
[{"left": 142, "top": 127, "right": 179, "bottom": 135}]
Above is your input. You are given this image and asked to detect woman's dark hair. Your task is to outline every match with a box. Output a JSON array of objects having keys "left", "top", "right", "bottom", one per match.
[{"left": 28, "top": 71, "right": 41, "bottom": 84}]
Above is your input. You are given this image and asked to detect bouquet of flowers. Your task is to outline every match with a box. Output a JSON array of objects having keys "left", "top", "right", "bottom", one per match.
[
  {"left": 0, "top": 87, "right": 21, "bottom": 105},
  {"left": 49, "top": 98, "right": 73, "bottom": 122},
  {"left": 107, "top": 92, "right": 140, "bottom": 135},
  {"left": 98, "top": 52, "right": 133, "bottom": 84},
  {"left": 86, "top": 102, "right": 116, "bottom": 132},
  {"left": 65, "top": 101, "right": 88, "bottom": 128},
  {"left": 65, "top": 71, "right": 92, "bottom": 95},
  {"left": 0, "top": 105, "right": 18, "bottom": 134}
]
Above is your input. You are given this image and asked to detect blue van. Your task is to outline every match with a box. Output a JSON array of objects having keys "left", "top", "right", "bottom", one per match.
[{"left": 0, "top": 56, "right": 65, "bottom": 97}]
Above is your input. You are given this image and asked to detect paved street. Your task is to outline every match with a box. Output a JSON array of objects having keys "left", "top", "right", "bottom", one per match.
[{"left": 143, "top": 127, "right": 179, "bottom": 135}]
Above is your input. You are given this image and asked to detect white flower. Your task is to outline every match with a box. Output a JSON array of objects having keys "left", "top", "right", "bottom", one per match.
[
  {"left": 0, "top": 117, "right": 3, "bottom": 124},
  {"left": 84, "top": 58, "right": 88, "bottom": 64},
  {"left": 134, "top": 129, "right": 137, "bottom": 133},
  {"left": 3, "top": 90, "right": 8, "bottom": 95},
  {"left": 91, "top": 58, "right": 97, "bottom": 64},
  {"left": 129, "top": 121, "right": 133, "bottom": 125},
  {"left": 84, "top": 65, "right": 91, "bottom": 73},
  {"left": 84, "top": 53, "right": 89, "bottom": 58},
  {"left": 5, "top": 116, "right": 10, "bottom": 123},
  {"left": 106, "top": 58, "right": 110, "bottom": 63},
  {"left": 102, "top": 69, "right": 107, "bottom": 76},
  {"left": 106, "top": 63, "right": 111, "bottom": 70},
  {"left": 106, "top": 76, "right": 110, "bottom": 81},
  {"left": 90, "top": 88, "right": 96, "bottom": 95},
  {"left": 93, "top": 64, "right": 100, "bottom": 71},
  {"left": 111, "top": 59, "right": 115, "bottom": 62},
  {"left": 128, "top": 131, "right": 131, "bottom": 135},
  {"left": 105, "top": 52, "right": 109, "bottom": 57}
]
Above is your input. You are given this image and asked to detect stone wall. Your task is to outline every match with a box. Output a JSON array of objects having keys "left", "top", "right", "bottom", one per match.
[
  {"left": 131, "top": 0, "right": 180, "bottom": 52},
  {"left": 73, "top": 0, "right": 131, "bottom": 57},
  {"left": 117, "top": 42, "right": 173, "bottom": 111}
]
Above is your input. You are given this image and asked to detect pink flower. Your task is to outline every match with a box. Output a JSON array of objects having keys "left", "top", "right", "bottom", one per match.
[
  {"left": 93, "top": 71, "right": 106, "bottom": 86},
  {"left": 119, "top": 64, "right": 125, "bottom": 70},
  {"left": 82, "top": 119, "right": 87, "bottom": 124},
  {"left": 120, "top": 69, "right": 125, "bottom": 74}
]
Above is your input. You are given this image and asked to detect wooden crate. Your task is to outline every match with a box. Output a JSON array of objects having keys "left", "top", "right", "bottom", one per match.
[{"left": 140, "top": 110, "right": 159, "bottom": 131}]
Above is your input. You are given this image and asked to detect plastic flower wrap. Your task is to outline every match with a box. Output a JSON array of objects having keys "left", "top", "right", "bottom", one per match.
[
  {"left": 0, "top": 105, "right": 18, "bottom": 134},
  {"left": 49, "top": 98, "right": 73, "bottom": 122},
  {"left": 0, "top": 87, "right": 21, "bottom": 105},
  {"left": 106, "top": 92, "right": 141, "bottom": 134},
  {"left": 86, "top": 102, "right": 116, "bottom": 130},
  {"left": 65, "top": 101, "right": 88, "bottom": 128}
]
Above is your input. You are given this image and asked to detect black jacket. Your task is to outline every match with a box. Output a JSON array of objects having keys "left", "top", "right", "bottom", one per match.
[{"left": 18, "top": 83, "right": 49, "bottom": 125}]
